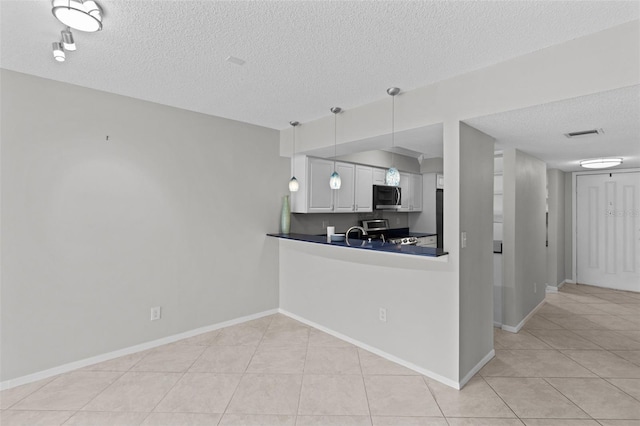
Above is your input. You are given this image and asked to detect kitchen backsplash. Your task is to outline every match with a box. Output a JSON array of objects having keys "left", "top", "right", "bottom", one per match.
[{"left": 291, "top": 211, "right": 410, "bottom": 235}]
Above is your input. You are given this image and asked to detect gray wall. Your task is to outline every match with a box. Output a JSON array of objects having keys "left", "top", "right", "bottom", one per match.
[
  {"left": 420, "top": 157, "right": 444, "bottom": 174},
  {"left": 547, "top": 169, "right": 567, "bottom": 287},
  {"left": 291, "top": 211, "right": 409, "bottom": 235},
  {"left": 458, "top": 123, "right": 495, "bottom": 378},
  {"left": 502, "top": 149, "right": 547, "bottom": 329},
  {"left": 336, "top": 150, "right": 420, "bottom": 173},
  {"left": 1, "top": 70, "right": 287, "bottom": 381}
]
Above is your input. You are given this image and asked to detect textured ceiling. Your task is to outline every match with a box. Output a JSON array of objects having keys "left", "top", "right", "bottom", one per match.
[
  {"left": 1, "top": 1, "right": 638, "bottom": 130},
  {"left": 465, "top": 86, "right": 640, "bottom": 172}
]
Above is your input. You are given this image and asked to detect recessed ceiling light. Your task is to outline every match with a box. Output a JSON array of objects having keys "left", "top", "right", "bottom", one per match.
[
  {"left": 579, "top": 158, "right": 623, "bottom": 169},
  {"left": 226, "top": 56, "right": 246, "bottom": 66}
]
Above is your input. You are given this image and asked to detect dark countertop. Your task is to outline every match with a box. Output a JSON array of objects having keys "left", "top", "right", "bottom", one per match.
[{"left": 267, "top": 233, "right": 448, "bottom": 257}]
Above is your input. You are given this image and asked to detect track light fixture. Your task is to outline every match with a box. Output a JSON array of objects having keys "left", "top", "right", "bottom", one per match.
[
  {"left": 61, "top": 27, "right": 76, "bottom": 51},
  {"left": 52, "top": 42, "right": 65, "bottom": 62}
]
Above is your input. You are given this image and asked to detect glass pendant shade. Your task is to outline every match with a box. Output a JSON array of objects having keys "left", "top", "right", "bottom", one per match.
[
  {"left": 51, "top": 0, "right": 103, "bottom": 32},
  {"left": 329, "top": 171, "right": 341, "bottom": 189},
  {"left": 288, "top": 176, "right": 299, "bottom": 192},
  {"left": 385, "top": 167, "right": 400, "bottom": 186}
]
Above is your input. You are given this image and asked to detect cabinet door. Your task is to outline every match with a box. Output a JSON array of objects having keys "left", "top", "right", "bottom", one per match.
[
  {"left": 411, "top": 173, "right": 423, "bottom": 212},
  {"left": 398, "top": 172, "right": 411, "bottom": 212},
  {"left": 333, "top": 162, "right": 356, "bottom": 212},
  {"left": 308, "top": 158, "right": 335, "bottom": 212},
  {"left": 354, "top": 165, "right": 373, "bottom": 212},
  {"left": 372, "top": 168, "right": 387, "bottom": 185}
]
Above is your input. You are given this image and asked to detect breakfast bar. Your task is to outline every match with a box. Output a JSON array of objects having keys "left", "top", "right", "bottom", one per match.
[{"left": 270, "top": 234, "right": 461, "bottom": 388}]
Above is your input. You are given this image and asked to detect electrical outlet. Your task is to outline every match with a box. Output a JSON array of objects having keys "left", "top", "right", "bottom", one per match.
[
  {"left": 461, "top": 231, "right": 467, "bottom": 248},
  {"left": 534, "top": 283, "right": 537, "bottom": 293},
  {"left": 150, "top": 306, "right": 161, "bottom": 321},
  {"left": 379, "top": 307, "right": 387, "bottom": 322}
]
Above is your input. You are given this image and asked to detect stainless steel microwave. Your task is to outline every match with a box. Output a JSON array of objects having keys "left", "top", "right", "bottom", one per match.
[{"left": 373, "top": 185, "right": 401, "bottom": 210}]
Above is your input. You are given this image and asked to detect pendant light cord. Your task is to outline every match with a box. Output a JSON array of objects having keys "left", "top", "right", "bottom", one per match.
[
  {"left": 391, "top": 93, "right": 395, "bottom": 168},
  {"left": 334, "top": 112, "right": 337, "bottom": 171}
]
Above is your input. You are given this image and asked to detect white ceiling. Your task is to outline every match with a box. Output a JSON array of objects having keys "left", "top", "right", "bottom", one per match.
[
  {"left": 1, "top": 1, "right": 638, "bottom": 131},
  {"left": 2, "top": 1, "right": 638, "bottom": 172},
  {"left": 465, "top": 85, "right": 640, "bottom": 172}
]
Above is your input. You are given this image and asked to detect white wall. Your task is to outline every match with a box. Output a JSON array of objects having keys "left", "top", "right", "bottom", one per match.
[
  {"left": 547, "top": 169, "right": 567, "bottom": 287},
  {"left": 564, "top": 173, "right": 574, "bottom": 281},
  {"left": 0, "top": 70, "right": 288, "bottom": 382},
  {"left": 336, "top": 150, "right": 421, "bottom": 173},
  {"left": 278, "top": 239, "right": 459, "bottom": 386},
  {"left": 502, "top": 149, "right": 547, "bottom": 329},
  {"left": 458, "top": 123, "right": 495, "bottom": 378}
]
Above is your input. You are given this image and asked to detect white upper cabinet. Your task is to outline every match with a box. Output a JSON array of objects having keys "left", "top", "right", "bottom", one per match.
[
  {"left": 372, "top": 168, "right": 386, "bottom": 185},
  {"left": 290, "top": 156, "right": 418, "bottom": 214},
  {"left": 410, "top": 173, "right": 423, "bottom": 211},
  {"left": 307, "top": 157, "right": 335, "bottom": 212},
  {"left": 399, "top": 172, "right": 423, "bottom": 212},
  {"left": 354, "top": 165, "right": 373, "bottom": 212},
  {"left": 334, "top": 162, "right": 356, "bottom": 212}
]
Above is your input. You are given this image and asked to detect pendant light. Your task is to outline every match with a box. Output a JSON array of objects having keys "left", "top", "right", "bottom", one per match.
[
  {"left": 385, "top": 87, "right": 401, "bottom": 186},
  {"left": 329, "top": 107, "right": 342, "bottom": 189},
  {"left": 288, "top": 121, "right": 300, "bottom": 192}
]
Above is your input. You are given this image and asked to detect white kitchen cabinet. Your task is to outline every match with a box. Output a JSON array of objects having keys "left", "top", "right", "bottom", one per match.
[
  {"left": 399, "top": 172, "right": 423, "bottom": 212},
  {"left": 307, "top": 157, "right": 335, "bottom": 212},
  {"left": 372, "top": 168, "right": 386, "bottom": 185},
  {"left": 410, "top": 173, "right": 423, "bottom": 211},
  {"left": 291, "top": 156, "right": 373, "bottom": 213},
  {"left": 416, "top": 235, "right": 437, "bottom": 247},
  {"left": 333, "top": 162, "right": 356, "bottom": 212},
  {"left": 354, "top": 165, "right": 373, "bottom": 212}
]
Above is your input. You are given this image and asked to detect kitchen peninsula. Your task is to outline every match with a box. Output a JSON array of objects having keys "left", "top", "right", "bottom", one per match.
[
  {"left": 267, "top": 232, "right": 448, "bottom": 257},
  {"left": 270, "top": 230, "right": 463, "bottom": 389}
]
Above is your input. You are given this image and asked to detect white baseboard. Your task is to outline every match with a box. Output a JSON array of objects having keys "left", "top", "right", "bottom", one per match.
[
  {"left": 501, "top": 298, "right": 545, "bottom": 334},
  {"left": 545, "top": 285, "right": 558, "bottom": 294},
  {"left": 0, "top": 308, "right": 279, "bottom": 391},
  {"left": 493, "top": 321, "right": 502, "bottom": 328},
  {"left": 279, "top": 309, "right": 462, "bottom": 390},
  {"left": 560, "top": 280, "right": 573, "bottom": 288},
  {"left": 459, "top": 349, "right": 495, "bottom": 389}
]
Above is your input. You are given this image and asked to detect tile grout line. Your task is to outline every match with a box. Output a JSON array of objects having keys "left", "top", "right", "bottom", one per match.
[
  {"left": 293, "top": 323, "right": 311, "bottom": 424},
  {"left": 420, "top": 373, "right": 448, "bottom": 423},
  {"left": 215, "top": 314, "right": 274, "bottom": 422},
  {"left": 476, "top": 375, "right": 520, "bottom": 421},
  {"left": 355, "top": 348, "right": 374, "bottom": 425}
]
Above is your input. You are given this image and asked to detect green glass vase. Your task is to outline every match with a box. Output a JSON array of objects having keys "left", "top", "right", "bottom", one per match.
[{"left": 281, "top": 195, "right": 291, "bottom": 234}]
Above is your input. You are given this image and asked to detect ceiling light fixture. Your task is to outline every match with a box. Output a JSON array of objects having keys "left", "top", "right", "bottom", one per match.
[
  {"left": 61, "top": 27, "right": 76, "bottom": 51},
  {"left": 52, "top": 42, "right": 65, "bottom": 62},
  {"left": 329, "top": 107, "right": 342, "bottom": 190},
  {"left": 579, "top": 158, "right": 623, "bottom": 169},
  {"left": 385, "top": 87, "right": 401, "bottom": 186},
  {"left": 289, "top": 121, "right": 300, "bottom": 192},
  {"left": 51, "top": 0, "right": 103, "bottom": 32}
]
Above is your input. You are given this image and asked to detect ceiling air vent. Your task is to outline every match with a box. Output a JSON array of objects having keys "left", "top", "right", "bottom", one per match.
[{"left": 563, "top": 128, "right": 604, "bottom": 138}]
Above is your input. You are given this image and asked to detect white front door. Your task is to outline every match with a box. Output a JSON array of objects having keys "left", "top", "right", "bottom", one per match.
[{"left": 576, "top": 172, "right": 640, "bottom": 292}]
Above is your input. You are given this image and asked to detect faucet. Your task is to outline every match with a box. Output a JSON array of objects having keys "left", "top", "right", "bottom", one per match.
[{"left": 345, "top": 226, "right": 368, "bottom": 246}]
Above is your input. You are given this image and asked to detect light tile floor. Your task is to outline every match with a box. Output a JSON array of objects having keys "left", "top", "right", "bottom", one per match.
[{"left": 2, "top": 283, "right": 640, "bottom": 425}]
